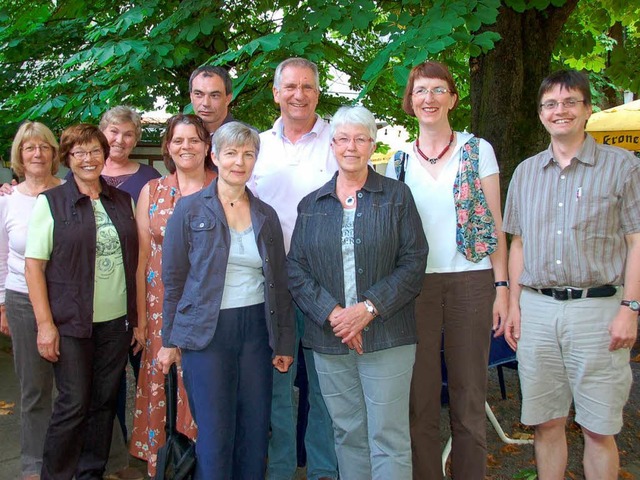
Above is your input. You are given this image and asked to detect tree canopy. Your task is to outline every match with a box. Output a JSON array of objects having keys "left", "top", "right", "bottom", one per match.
[{"left": 1, "top": 0, "right": 638, "bottom": 174}]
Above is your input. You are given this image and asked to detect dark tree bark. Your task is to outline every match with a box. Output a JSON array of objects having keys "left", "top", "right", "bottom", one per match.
[
  {"left": 470, "top": 1, "right": 579, "bottom": 198},
  {"left": 602, "top": 22, "right": 625, "bottom": 109}
]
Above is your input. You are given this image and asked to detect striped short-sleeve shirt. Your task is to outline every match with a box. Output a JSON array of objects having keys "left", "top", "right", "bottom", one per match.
[{"left": 503, "top": 134, "right": 640, "bottom": 288}]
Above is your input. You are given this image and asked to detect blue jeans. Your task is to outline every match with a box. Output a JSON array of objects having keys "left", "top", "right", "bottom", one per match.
[
  {"left": 41, "top": 316, "right": 131, "bottom": 480},
  {"left": 268, "top": 308, "right": 337, "bottom": 480},
  {"left": 181, "top": 304, "right": 273, "bottom": 480},
  {"left": 314, "top": 344, "right": 416, "bottom": 480}
]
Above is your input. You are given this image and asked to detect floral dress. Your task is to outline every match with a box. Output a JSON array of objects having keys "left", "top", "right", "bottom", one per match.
[{"left": 129, "top": 171, "right": 215, "bottom": 476}]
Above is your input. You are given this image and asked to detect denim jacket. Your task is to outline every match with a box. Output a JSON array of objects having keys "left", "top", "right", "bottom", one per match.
[
  {"left": 288, "top": 167, "right": 428, "bottom": 354},
  {"left": 161, "top": 179, "right": 295, "bottom": 356}
]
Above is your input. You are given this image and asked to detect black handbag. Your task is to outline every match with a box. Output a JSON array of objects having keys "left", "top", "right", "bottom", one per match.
[{"left": 155, "top": 363, "right": 196, "bottom": 480}]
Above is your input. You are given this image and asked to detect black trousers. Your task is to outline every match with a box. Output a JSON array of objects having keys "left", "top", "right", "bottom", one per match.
[{"left": 41, "top": 316, "right": 131, "bottom": 480}]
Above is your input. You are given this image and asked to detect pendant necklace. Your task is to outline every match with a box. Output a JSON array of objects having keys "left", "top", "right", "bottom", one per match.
[
  {"left": 416, "top": 131, "right": 454, "bottom": 165},
  {"left": 345, "top": 196, "right": 355, "bottom": 207},
  {"left": 219, "top": 192, "right": 246, "bottom": 207}
]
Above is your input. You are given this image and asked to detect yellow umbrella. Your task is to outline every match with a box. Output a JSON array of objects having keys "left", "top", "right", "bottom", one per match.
[{"left": 585, "top": 99, "right": 640, "bottom": 152}]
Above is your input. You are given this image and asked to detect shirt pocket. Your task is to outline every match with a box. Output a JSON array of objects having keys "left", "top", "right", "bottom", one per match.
[
  {"left": 571, "top": 194, "right": 616, "bottom": 234},
  {"left": 188, "top": 215, "right": 219, "bottom": 265}
]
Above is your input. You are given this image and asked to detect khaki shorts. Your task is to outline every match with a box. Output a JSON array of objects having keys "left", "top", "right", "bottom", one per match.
[{"left": 517, "top": 288, "right": 632, "bottom": 435}]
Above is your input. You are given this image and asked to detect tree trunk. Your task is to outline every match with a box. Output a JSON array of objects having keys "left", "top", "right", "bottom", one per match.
[{"left": 470, "top": 1, "right": 579, "bottom": 198}]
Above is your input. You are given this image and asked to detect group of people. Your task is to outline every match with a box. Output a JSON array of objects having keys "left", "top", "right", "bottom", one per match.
[{"left": 0, "top": 56, "right": 637, "bottom": 480}]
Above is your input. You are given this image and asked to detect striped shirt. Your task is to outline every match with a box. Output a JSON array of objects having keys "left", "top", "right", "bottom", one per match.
[{"left": 503, "top": 134, "right": 640, "bottom": 288}]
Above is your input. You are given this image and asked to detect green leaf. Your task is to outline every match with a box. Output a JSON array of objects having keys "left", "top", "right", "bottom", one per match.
[
  {"left": 259, "top": 33, "right": 284, "bottom": 52},
  {"left": 472, "top": 31, "right": 501, "bottom": 52},
  {"left": 504, "top": 0, "right": 527, "bottom": 13},
  {"left": 337, "top": 19, "right": 353, "bottom": 36},
  {"left": 392, "top": 65, "right": 410, "bottom": 86}
]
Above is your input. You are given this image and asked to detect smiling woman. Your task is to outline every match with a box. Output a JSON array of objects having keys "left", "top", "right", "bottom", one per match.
[
  {"left": 129, "top": 114, "right": 216, "bottom": 478},
  {"left": 288, "top": 105, "right": 428, "bottom": 480},
  {"left": 157, "top": 122, "right": 295, "bottom": 479},
  {"left": 23, "top": 124, "right": 138, "bottom": 479},
  {"left": 99, "top": 106, "right": 161, "bottom": 203},
  {"left": 0, "top": 121, "right": 61, "bottom": 479},
  {"left": 386, "top": 61, "right": 508, "bottom": 480}
]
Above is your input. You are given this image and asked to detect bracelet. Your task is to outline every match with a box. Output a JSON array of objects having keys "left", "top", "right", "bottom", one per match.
[{"left": 494, "top": 281, "right": 509, "bottom": 288}]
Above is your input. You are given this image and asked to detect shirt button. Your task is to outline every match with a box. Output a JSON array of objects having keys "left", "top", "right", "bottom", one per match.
[
  {"left": 357, "top": 192, "right": 363, "bottom": 199},
  {"left": 364, "top": 327, "right": 369, "bottom": 331},
  {"left": 560, "top": 175, "right": 565, "bottom": 180},
  {"left": 558, "top": 202, "right": 563, "bottom": 207},
  {"left": 356, "top": 212, "right": 362, "bottom": 217},
  {"left": 556, "top": 260, "right": 562, "bottom": 264},
  {"left": 265, "top": 257, "right": 269, "bottom": 262},
  {"left": 269, "top": 283, "right": 274, "bottom": 288},
  {"left": 557, "top": 230, "right": 562, "bottom": 235},
  {"left": 199, "top": 222, "right": 204, "bottom": 227},
  {"left": 270, "top": 310, "right": 275, "bottom": 315},
  {"left": 355, "top": 238, "right": 362, "bottom": 244},
  {"left": 357, "top": 268, "right": 363, "bottom": 274}
]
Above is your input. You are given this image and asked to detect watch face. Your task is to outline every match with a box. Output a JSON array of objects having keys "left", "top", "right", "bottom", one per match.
[{"left": 630, "top": 300, "right": 640, "bottom": 312}]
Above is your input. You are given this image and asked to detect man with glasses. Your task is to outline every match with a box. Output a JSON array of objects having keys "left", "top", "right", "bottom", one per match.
[
  {"left": 249, "top": 57, "right": 338, "bottom": 480},
  {"left": 503, "top": 69, "right": 640, "bottom": 479}
]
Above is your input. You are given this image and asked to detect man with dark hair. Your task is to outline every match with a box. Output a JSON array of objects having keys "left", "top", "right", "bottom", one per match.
[
  {"left": 189, "top": 65, "right": 233, "bottom": 134},
  {"left": 504, "top": 69, "right": 640, "bottom": 479}
]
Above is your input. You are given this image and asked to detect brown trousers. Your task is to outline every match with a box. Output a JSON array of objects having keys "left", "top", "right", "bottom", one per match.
[{"left": 410, "top": 269, "right": 494, "bottom": 480}]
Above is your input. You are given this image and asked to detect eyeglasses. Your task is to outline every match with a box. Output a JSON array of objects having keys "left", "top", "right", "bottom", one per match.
[
  {"left": 333, "top": 136, "right": 374, "bottom": 147},
  {"left": 21, "top": 144, "right": 52, "bottom": 154},
  {"left": 412, "top": 87, "right": 450, "bottom": 97},
  {"left": 70, "top": 148, "right": 103, "bottom": 160},
  {"left": 539, "top": 99, "right": 586, "bottom": 110}
]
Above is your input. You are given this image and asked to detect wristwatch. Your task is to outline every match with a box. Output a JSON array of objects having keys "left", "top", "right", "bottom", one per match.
[
  {"left": 621, "top": 300, "right": 640, "bottom": 312},
  {"left": 363, "top": 299, "right": 378, "bottom": 318}
]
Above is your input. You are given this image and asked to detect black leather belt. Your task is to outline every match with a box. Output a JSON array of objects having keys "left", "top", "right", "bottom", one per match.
[{"left": 530, "top": 285, "right": 618, "bottom": 301}]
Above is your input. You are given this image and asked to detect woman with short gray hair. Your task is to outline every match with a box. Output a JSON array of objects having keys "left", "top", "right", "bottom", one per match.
[
  {"left": 288, "top": 106, "right": 428, "bottom": 479},
  {"left": 158, "top": 122, "right": 295, "bottom": 480}
]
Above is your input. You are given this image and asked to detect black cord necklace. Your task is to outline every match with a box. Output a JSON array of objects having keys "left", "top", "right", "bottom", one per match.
[{"left": 416, "top": 131, "right": 454, "bottom": 164}]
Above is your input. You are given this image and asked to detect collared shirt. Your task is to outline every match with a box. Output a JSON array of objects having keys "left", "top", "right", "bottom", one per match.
[
  {"left": 503, "top": 134, "right": 640, "bottom": 288},
  {"left": 248, "top": 115, "right": 338, "bottom": 252}
]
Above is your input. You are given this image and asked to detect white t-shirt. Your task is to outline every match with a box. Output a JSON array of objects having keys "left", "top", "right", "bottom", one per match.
[
  {"left": 248, "top": 115, "right": 338, "bottom": 252},
  {"left": 385, "top": 132, "right": 499, "bottom": 274},
  {"left": 0, "top": 190, "right": 40, "bottom": 299}
]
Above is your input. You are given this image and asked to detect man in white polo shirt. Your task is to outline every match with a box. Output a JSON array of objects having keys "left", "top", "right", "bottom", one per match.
[{"left": 249, "top": 57, "right": 338, "bottom": 480}]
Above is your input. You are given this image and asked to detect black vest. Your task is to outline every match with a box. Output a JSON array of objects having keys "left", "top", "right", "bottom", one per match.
[{"left": 42, "top": 177, "right": 138, "bottom": 338}]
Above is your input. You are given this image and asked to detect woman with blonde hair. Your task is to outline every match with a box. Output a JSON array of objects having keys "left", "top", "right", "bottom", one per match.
[{"left": 0, "top": 121, "right": 62, "bottom": 480}]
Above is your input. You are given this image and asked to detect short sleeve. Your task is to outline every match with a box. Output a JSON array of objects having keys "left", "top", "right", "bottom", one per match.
[
  {"left": 478, "top": 138, "right": 499, "bottom": 179},
  {"left": 502, "top": 166, "right": 522, "bottom": 236},
  {"left": 620, "top": 162, "right": 640, "bottom": 235},
  {"left": 25, "top": 195, "right": 54, "bottom": 260}
]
